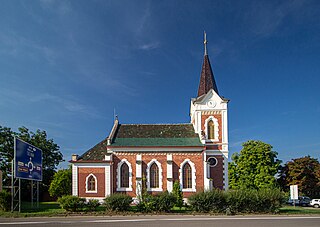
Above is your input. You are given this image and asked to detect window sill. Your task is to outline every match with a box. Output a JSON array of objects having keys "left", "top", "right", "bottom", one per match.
[
  {"left": 147, "top": 188, "right": 163, "bottom": 192},
  {"left": 85, "top": 190, "right": 98, "bottom": 193},
  {"left": 182, "top": 188, "right": 196, "bottom": 192},
  {"left": 117, "top": 187, "right": 133, "bottom": 192}
]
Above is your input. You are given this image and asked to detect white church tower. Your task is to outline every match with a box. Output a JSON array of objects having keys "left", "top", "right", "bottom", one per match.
[{"left": 190, "top": 32, "right": 229, "bottom": 190}]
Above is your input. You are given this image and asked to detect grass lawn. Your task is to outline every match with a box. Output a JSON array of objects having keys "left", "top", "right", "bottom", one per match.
[
  {"left": 279, "top": 205, "right": 320, "bottom": 215},
  {"left": 0, "top": 202, "right": 65, "bottom": 217}
]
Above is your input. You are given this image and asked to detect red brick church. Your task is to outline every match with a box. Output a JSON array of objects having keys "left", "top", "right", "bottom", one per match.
[{"left": 70, "top": 35, "right": 229, "bottom": 201}]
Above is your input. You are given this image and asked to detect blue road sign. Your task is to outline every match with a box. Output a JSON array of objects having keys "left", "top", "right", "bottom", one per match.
[{"left": 14, "top": 137, "right": 42, "bottom": 181}]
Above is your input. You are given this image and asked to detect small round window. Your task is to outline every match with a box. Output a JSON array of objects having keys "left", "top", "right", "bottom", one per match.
[{"left": 207, "top": 157, "right": 218, "bottom": 167}]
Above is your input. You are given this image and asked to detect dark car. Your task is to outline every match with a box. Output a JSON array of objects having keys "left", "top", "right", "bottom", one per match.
[{"left": 287, "top": 196, "right": 311, "bottom": 206}]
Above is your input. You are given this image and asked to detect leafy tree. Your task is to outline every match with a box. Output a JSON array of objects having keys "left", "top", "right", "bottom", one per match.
[
  {"left": 0, "top": 125, "right": 63, "bottom": 200},
  {"left": 277, "top": 156, "right": 320, "bottom": 198},
  {"left": 228, "top": 140, "right": 281, "bottom": 190},
  {"left": 49, "top": 167, "right": 72, "bottom": 198}
]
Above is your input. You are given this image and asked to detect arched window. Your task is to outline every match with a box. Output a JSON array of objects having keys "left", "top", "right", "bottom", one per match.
[
  {"left": 208, "top": 120, "right": 214, "bottom": 139},
  {"left": 116, "top": 159, "right": 133, "bottom": 191},
  {"left": 179, "top": 159, "right": 196, "bottom": 192},
  {"left": 120, "top": 162, "right": 129, "bottom": 188},
  {"left": 86, "top": 174, "right": 97, "bottom": 193},
  {"left": 182, "top": 163, "right": 192, "bottom": 189},
  {"left": 150, "top": 162, "right": 159, "bottom": 188}
]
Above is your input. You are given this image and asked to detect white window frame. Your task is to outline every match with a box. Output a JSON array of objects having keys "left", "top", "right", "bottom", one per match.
[
  {"left": 116, "top": 159, "right": 133, "bottom": 192},
  {"left": 146, "top": 159, "right": 163, "bottom": 192},
  {"left": 204, "top": 116, "right": 219, "bottom": 142},
  {"left": 179, "top": 159, "right": 196, "bottom": 192},
  {"left": 85, "top": 173, "right": 97, "bottom": 193}
]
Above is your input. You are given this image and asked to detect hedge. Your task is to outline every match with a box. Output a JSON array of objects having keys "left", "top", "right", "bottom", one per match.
[{"left": 189, "top": 188, "right": 284, "bottom": 214}]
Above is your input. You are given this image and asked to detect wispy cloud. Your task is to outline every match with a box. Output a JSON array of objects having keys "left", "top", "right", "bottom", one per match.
[
  {"left": 0, "top": 32, "right": 57, "bottom": 64},
  {"left": 39, "top": 0, "right": 71, "bottom": 15},
  {"left": 0, "top": 88, "right": 102, "bottom": 119},
  {"left": 243, "top": 0, "right": 309, "bottom": 37},
  {"left": 138, "top": 42, "right": 160, "bottom": 50}
]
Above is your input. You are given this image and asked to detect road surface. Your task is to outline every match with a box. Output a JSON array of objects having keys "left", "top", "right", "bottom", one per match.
[{"left": 0, "top": 215, "right": 319, "bottom": 227}]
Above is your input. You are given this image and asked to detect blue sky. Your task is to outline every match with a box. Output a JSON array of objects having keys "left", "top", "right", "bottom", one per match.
[{"left": 1, "top": 0, "right": 319, "bottom": 169}]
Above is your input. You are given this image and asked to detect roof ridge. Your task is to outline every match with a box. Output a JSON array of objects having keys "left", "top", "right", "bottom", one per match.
[{"left": 120, "top": 123, "right": 192, "bottom": 125}]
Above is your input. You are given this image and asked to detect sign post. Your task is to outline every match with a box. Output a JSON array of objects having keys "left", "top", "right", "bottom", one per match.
[
  {"left": 290, "top": 185, "right": 298, "bottom": 208},
  {"left": 12, "top": 137, "right": 42, "bottom": 212}
]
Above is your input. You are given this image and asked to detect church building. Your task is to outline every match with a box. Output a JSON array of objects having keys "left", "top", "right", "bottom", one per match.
[{"left": 70, "top": 35, "right": 229, "bottom": 201}]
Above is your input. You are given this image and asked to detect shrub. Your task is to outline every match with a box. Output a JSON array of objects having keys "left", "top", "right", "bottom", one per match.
[
  {"left": 85, "top": 199, "right": 100, "bottom": 211},
  {"left": 137, "top": 191, "right": 176, "bottom": 212},
  {"left": 153, "top": 191, "right": 176, "bottom": 212},
  {"left": 104, "top": 193, "right": 132, "bottom": 212},
  {"left": 58, "top": 195, "right": 85, "bottom": 212},
  {"left": 0, "top": 191, "right": 11, "bottom": 211},
  {"left": 189, "top": 189, "right": 226, "bottom": 213},
  {"left": 172, "top": 181, "right": 183, "bottom": 209}
]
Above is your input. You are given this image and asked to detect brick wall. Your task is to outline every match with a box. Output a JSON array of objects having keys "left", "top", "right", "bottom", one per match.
[
  {"left": 112, "top": 152, "right": 204, "bottom": 198},
  {"left": 207, "top": 155, "right": 224, "bottom": 189},
  {"left": 78, "top": 167, "right": 105, "bottom": 198}
]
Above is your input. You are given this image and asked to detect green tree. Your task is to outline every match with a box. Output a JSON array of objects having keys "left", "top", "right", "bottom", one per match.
[
  {"left": 229, "top": 140, "right": 281, "bottom": 190},
  {"left": 0, "top": 125, "right": 63, "bottom": 200},
  {"left": 172, "top": 181, "right": 183, "bottom": 209},
  {"left": 277, "top": 156, "right": 320, "bottom": 198},
  {"left": 49, "top": 167, "right": 72, "bottom": 198}
]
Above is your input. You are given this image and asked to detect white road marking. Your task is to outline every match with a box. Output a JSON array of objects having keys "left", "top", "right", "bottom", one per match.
[{"left": 1, "top": 216, "right": 320, "bottom": 225}]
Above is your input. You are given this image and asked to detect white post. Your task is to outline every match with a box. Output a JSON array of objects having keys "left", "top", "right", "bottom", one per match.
[
  {"left": 136, "top": 154, "right": 142, "bottom": 198},
  {"left": 166, "top": 154, "right": 173, "bottom": 192}
]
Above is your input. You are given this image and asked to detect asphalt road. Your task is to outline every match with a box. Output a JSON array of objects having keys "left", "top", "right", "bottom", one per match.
[{"left": 0, "top": 215, "right": 319, "bottom": 227}]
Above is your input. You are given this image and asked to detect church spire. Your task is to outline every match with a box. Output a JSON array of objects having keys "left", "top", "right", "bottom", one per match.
[{"left": 197, "top": 32, "right": 219, "bottom": 97}]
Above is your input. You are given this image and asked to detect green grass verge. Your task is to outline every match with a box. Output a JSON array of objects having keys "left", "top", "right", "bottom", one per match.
[
  {"left": 279, "top": 205, "right": 320, "bottom": 215},
  {"left": 1, "top": 203, "right": 320, "bottom": 217}
]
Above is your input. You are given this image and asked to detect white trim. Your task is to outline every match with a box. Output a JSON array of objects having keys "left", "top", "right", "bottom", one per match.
[
  {"left": 223, "top": 155, "right": 228, "bottom": 190},
  {"left": 72, "top": 164, "right": 78, "bottom": 196},
  {"left": 105, "top": 165, "right": 111, "bottom": 196},
  {"left": 110, "top": 147, "right": 203, "bottom": 152},
  {"left": 207, "top": 157, "right": 218, "bottom": 167},
  {"left": 179, "top": 159, "right": 196, "bottom": 192},
  {"left": 72, "top": 163, "right": 111, "bottom": 167},
  {"left": 85, "top": 173, "right": 97, "bottom": 193},
  {"left": 204, "top": 116, "right": 219, "bottom": 142},
  {"left": 116, "top": 159, "right": 133, "bottom": 192},
  {"left": 146, "top": 159, "right": 163, "bottom": 192}
]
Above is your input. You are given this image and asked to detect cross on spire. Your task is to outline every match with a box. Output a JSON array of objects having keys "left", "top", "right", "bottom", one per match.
[{"left": 204, "top": 31, "right": 208, "bottom": 55}]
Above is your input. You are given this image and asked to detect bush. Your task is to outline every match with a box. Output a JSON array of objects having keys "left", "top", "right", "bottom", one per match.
[
  {"left": 172, "top": 181, "right": 183, "bottom": 209},
  {"left": 137, "top": 191, "right": 176, "bottom": 212},
  {"left": 189, "top": 189, "right": 225, "bottom": 213},
  {"left": 0, "top": 191, "right": 11, "bottom": 211},
  {"left": 58, "top": 195, "right": 85, "bottom": 212},
  {"left": 85, "top": 199, "right": 100, "bottom": 211},
  {"left": 104, "top": 193, "right": 132, "bottom": 212}
]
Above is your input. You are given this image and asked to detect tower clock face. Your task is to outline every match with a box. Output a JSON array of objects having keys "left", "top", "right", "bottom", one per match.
[{"left": 207, "top": 100, "right": 216, "bottom": 108}]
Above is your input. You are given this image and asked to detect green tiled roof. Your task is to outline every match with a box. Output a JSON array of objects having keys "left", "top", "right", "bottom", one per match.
[
  {"left": 111, "top": 124, "right": 203, "bottom": 146},
  {"left": 111, "top": 137, "right": 203, "bottom": 146}
]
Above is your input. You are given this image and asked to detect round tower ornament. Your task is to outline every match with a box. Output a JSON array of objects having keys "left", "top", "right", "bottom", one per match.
[{"left": 207, "top": 100, "right": 216, "bottom": 108}]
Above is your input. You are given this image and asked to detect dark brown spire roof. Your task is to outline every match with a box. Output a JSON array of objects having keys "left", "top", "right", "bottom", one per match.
[{"left": 197, "top": 54, "right": 219, "bottom": 97}]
